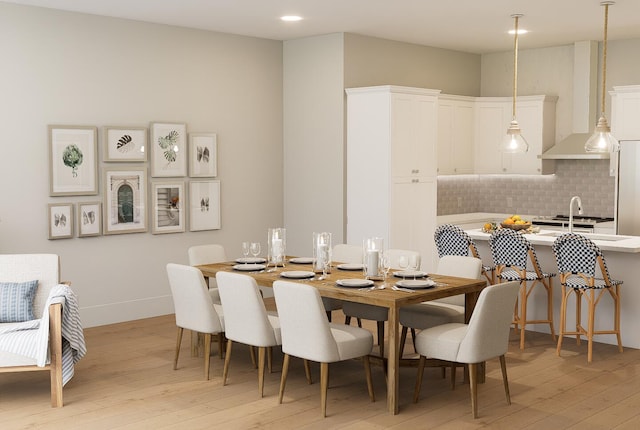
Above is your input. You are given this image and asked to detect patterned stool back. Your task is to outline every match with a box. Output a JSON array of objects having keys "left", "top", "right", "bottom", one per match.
[
  {"left": 434, "top": 224, "right": 480, "bottom": 258},
  {"left": 489, "top": 228, "right": 533, "bottom": 270},
  {"left": 552, "top": 233, "right": 604, "bottom": 278}
]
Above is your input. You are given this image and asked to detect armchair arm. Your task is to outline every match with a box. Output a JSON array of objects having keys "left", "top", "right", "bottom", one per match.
[{"left": 49, "top": 302, "right": 63, "bottom": 407}]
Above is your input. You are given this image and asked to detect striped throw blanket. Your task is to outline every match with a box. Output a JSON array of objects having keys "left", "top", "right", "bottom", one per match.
[{"left": 0, "top": 284, "right": 87, "bottom": 385}]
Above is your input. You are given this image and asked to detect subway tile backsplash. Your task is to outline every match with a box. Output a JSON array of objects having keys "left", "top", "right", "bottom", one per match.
[{"left": 437, "top": 159, "right": 615, "bottom": 217}]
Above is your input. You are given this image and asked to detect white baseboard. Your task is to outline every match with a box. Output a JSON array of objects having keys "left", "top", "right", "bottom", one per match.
[{"left": 80, "top": 295, "right": 174, "bottom": 328}]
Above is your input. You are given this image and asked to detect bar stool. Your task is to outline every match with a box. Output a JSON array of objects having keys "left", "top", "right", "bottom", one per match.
[
  {"left": 435, "top": 224, "right": 495, "bottom": 284},
  {"left": 489, "top": 228, "right": 556, "bottom": 349},
  {"left": 552, "top": 233, "right": 623, "bottom": 362}
]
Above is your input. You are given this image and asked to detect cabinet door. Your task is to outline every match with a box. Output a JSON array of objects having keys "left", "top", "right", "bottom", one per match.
[
  {"left": 437, "top": 102, "right": 455, "bottom": 174},
  {"left": 474, "top": 102, "right": 509, "bottom": 173},
  {"left": 452, "top": 103, "right": 474, "bottom": 174},
  {"left": 390, "top": 178, "right": 437, "bottom": 271},
  {"left": 506, "top": 102, "right": 544, "bottom": 174}
]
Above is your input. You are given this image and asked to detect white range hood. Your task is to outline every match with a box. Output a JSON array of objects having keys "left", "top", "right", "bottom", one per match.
[{"left": 540, "top": 41, "right": 609, "bottom": 160}]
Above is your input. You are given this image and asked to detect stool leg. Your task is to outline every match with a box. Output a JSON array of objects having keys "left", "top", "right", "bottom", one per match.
[
  {"left": 576, "top": 289, "right": 582, "bottom": 346},
  {"left": 547, "top": 278, "right": 556, "bottom": 340},
  {"left": 519, "top": 281, "right": 527, "bottom": 350},
  {"left": 557, "top": 285, "right": 568, "bottom": 357}
]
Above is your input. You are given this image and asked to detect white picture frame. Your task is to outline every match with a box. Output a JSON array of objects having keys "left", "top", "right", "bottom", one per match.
[
  {"left": 104, "top": 127, "right": 147, "bottom": 162},
  {"left": 188, "top": 133, "right": 217, "bottom": 177},
  {"left": 77, "top": 201, "right": 102, "bottom": 237},
  {"left": 49, "top": 125, "right": 98, "bottom": 196},
  {"left": 189, "top": 180, "right": 221, "bottom": 231},
  {"left": 151, "top": 180, "right": 186, "bottom": 234},
  {"left": 48, "top": 203, "right": 73, "bottom": 239},
  {"left": 103, "top": 166, "right": 148, "bottom": 235},
  {"left": 150, "top": 122, "right": 187, "bottom": 177}
]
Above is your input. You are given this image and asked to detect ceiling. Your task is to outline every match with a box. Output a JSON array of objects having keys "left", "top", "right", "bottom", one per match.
[{"left": 5, "top": 0, "right": 640, "bottom": 54}]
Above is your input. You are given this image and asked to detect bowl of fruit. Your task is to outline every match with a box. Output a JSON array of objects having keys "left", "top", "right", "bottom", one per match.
[{"left": 500, "top": 215, "right": 531, "bottom": 231}]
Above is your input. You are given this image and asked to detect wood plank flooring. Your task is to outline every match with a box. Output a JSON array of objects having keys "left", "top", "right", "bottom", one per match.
[{"left": 2, "top": 305, "right": 640, "bottom": 429}]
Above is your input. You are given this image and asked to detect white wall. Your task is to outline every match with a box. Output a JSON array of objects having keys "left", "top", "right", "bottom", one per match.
[{"left": 0, "top": 3, "right": 283, "bottom": 327}]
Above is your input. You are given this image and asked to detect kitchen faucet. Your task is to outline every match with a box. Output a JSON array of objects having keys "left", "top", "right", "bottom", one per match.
[{"left": 569, "top": 196, "right": 583, "bottom": 233}]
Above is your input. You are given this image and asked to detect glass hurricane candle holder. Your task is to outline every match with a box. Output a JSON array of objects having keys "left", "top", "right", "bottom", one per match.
[
  {"left": 313, "top": 232, "right": 332, "bottom": 274},
  {"left": 363, "top": 237, "right": 384, "bottom": 280},
  {"left": 267, "top": 227, "right": 286, "bottom": 268}
]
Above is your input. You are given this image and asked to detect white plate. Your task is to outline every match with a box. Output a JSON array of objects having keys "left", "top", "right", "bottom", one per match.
[
  {"left": 395, "top": 279, "right": 435, "bottom": 289},
  {"left": 337, "top": 263, "right": 364, "bottom": 271},
  {"left": 233, "top": 263, "right": 266, "bottom": 271},
  {"left": 289, "top": 257, "right": 314, "bottom": 264},
  {"left": 235, "top": 257, "right": 267, "bottom": 264},
  {"left": 393, "top": 270, "right": 428, "bottom": 278},
  {"left": 280, "top": 271, "right": 315, "bottom": 279},
  {"left": 335, "top": 279, "right": 374, "bottom": 288}
]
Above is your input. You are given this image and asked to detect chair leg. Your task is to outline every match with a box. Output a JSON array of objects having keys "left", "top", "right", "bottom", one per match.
[
  {"left": 357, "top": 318, "right": 362, "bottom": 328},
  {"left": 363, "top": 355, "right": 375, "bottom": 402},
  {"left": 174, "top": 327, "right": 183, "bottom": 370},
  {"left": 468, "top": 362, "right": 478, "bottom": 419},
  {"left": 413, "top": 355, "right": 426, "bottom": 403},
  {"left": 399, "top": 326, "right": 408, "bottom": 358},
  {"left": 411, "top": 328, "right": 417, "bottom": 353},
  {"left": 320, "top": 362, "right": 329, "bottom": 417},
  {"left": 326, "top": 310, "right": 332, "bottom": 322},
  {"left": 377, "top": 321, "right": 385, "bottom": 357},
  {"left": 278, "top": 354, "right": 290, "bottom": 404},
  {"left": 49, "top": 304, "right": 63, "bottom": 408},
  {"left": 345, "top": 316, "right": 351, "bottom": 325},
  {"left": 222, "top": 340, "right": 233, "bottom": 386},
  {"left": 450, "top": 364, "right": 456, "bottom": 390},
  {"left": 249, "top": 346, "right": 257, "bottom": 369},
  {"left": 499, "top": 355, "right": 511, "bottom": 405},
  {"left": 258, "top": 347, "right": 266, "bottom": 397},
  {"left": 203, "top": 333, "right": 212, "bottom": 380},
  {"left": 267, "top": 346, "right": 273, "bottom": 373},
  {"left": 218, "top": 332, "right": 225, "bottom": 359},
  {"left": 304, "top": 359, "right": 313, "bottom": 384}
]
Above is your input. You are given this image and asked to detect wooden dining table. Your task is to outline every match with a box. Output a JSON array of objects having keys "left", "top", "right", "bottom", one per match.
[{"left": 196, "top": 259, "right": 487, "bottom": 415}]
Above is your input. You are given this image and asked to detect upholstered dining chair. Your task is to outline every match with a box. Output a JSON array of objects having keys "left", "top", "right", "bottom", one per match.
[
  {"left": 188, "top": 244, "right": 227, "bottom": 303},
  {"left": 166, "top": 263, "right": 225, "bottom": 380},
  {"left": 319, "top": 243, "right": 363, "bottom": 322},
  {"left": 435, "top": 224, "right": 495, "bottom": 284},
  {"left": 413, "top": 281, "right": 520, "bottom": 418},
  {"left": 273, "top": 280, "right": 375, "bottom": 417},
  {"left": 399, "top": 255, "right": 483, "bottom": 359},
  {"left": 342, "top": 249, "right": 421, "bottom": 358},
  {"left": 489, "top": 228, "right": 556, "bottom": 349},
  {"left": 552, "top": 233, "right": 623, "bottom": 362},
  {"left": 216, "top": 271, "right": 281, "bottom": 397}
]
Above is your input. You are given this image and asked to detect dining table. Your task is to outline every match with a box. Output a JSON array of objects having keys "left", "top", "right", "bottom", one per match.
[{"left": 196, "top": 258, "right": 487, "bottom": 415}]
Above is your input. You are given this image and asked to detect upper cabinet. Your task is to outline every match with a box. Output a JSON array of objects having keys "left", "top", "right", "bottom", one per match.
[
  {"left": 437, "top": 95, "right": 475, "bottom": 175},
  {"left": 611, "top": 85, "right": 640, "bottom": 140}
]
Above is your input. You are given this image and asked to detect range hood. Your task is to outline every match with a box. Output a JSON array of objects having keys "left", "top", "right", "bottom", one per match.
[{"left": 540, "top": 41, "right": 609, "bottom": 160}]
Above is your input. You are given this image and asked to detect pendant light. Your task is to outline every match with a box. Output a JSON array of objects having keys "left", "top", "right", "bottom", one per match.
[
  {"left": 585, "top": 1, "right": 619, "bottom": 153},
  {"left": 502, "top": 14, "right": 528, "bottom": 153}
]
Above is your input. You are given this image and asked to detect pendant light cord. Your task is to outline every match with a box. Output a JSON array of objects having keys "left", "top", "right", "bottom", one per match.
[
  {"left": 512, "top": 15, "right": 519, "bottom": 120},
  {"left": 600, "top": 2, "right": 609, "bottom": 117}
]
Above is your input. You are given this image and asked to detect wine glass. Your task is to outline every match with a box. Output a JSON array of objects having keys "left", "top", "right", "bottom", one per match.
[
  {"left": 250, "top": 242, "right": 261, "bottom": 260},
  {"left": 409, "top": 255, "right": 419, "bottom": 280},
  {"left": 242, "top": 241, "right": 250, "bottom": 262},
  {"left": 398, "top": 255, "right": 409, "bottom": 279},
  {"left": 382, "top": 253, "right": 392, "bottom": 282}
]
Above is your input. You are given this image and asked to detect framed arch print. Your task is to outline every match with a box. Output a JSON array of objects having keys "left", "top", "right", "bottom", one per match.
[{"left": 103, "top": 167, "right": 147, "bottom": 235}]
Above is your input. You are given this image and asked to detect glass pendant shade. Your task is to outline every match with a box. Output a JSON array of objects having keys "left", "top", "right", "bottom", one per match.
[
  {"left": 585, "top": 115, "right": 620, "bottom": 152},
  {"left": 502, "top": 119, "right": 529, "bottom": 153}
]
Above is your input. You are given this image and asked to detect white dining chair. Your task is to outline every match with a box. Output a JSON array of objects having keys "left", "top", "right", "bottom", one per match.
[
  {"left": 166, "top": 263, "right": 225, "bottom": 380},
  {"left": 399, "top": 255, "right": 483, "bottom": 358},
  {"left": 342, "top": 248, "right": 421, "bottom": 357},
  {"left": 319, "top": 244, "right": 363, "bottom": 321},
  {"left": 413, "top": 281, "right": 520, "bottom": 419},
  {"left": 188, "top": 244, "right": 228, "bottom": 303},
  {"left": 273, "top": 280, "right": 375, "bottom": 417},
  {"left": 216, "top": 271, "right": 281, "bottom": 397}
]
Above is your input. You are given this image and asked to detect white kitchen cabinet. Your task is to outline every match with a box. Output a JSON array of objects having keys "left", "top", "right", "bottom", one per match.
[
  {"left": 345, "top": 85, "right": 439, "bottom": 272},
  {"left": 611, "top": 85, "right": 640, "bottom": 140},
  {"left": 474, "top": 95, "right": 557, "bottom": 175},
  {"left": 437, "top": 95, "right": 475, "bottom": 174}
]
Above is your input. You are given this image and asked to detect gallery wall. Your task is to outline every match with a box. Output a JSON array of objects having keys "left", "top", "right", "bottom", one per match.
[{"left": 0, "top": 3, "right": 283, "bottom": 327}]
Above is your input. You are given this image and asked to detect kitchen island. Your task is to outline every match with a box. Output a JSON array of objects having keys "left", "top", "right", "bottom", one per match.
[{"left": 465, "top": 228, "right": 640, "bottom": 349}]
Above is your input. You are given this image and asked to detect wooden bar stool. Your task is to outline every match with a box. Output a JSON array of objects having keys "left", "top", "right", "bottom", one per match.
[
  {"left": 552, "top": 233, "right": 623, "bottom": 362},
  {"left": 489, "top": 228, "right": 556, "bottom": 349},
  {"left": 435, "top": 224, "right": 495, "bottom": 285}
]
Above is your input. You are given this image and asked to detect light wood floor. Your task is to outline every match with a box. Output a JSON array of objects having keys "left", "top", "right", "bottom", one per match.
[{"left": 2, "top": 305, "right": 640, "bottom": 429}]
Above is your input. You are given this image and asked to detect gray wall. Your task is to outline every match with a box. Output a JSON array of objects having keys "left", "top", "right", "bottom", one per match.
[{"left": 0, "top": 3, "right": 283, "bottom": 327}]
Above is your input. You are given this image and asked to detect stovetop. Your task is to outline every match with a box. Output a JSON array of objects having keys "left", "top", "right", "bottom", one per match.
[
  {"left": 532, "top": 214, "right": 614, "bottom": 227},
  {"left": 551, "top": 215, "right": 614, "bottom": 223}
]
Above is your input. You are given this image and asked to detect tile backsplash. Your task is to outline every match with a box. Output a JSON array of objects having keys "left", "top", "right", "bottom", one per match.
[{"left": 437, "top": 159, "right": 615, "bottom": 217}]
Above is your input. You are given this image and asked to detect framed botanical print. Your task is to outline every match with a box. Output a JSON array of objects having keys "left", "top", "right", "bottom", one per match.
[
  {"left": 150, "top": 122, "right": 187, "bottom": 177},
  {"left": 103, "top": 167, "right": 147, "bottom": 235},
  {"left": 189, "top": 180, "right": 221, "bottom": 231},
  {"left": 188, "top": 133, "right": 217, "bottom": 177},
  {"left": 77, "top": 201, "right": 102, "bottom": 237},
  {"left": 49, "top": 125, "right": 98, "bottom": 196},
  {"left": 151, "top": 181, "right": 185, "bottom": 234},
  {"left": 48, "top": 203, "right": 73, "bottom": 239},
  {"left": 104, "top": 127, "right": 147, "bottom": 162}
]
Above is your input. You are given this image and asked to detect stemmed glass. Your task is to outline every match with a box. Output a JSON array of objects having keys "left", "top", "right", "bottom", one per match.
[
  {"left": 242, "top": 241, "right": 250, "bottom": 263},
  {"left": 250, "top": 242, "right": 261, "bottom": 260},
  {"left": 409, "top": 255, "right": 419, "bottom": 280},
  {"left": 398, "top": 255, "right": 409, "bottom": 279},
  {"left": 382, "top": 253, "right": 392, "bottom": 283}
]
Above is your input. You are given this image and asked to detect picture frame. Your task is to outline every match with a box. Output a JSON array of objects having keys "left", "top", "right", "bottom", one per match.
[
  {"left": 189, "top": 180, "right": 221, "bottom": 231},
  {"left": 48, "top": 203, "right": 73, "bottom": 239},
  {"left": 49, "top": 125, "right": 98, "bottom": 196},
  {"left": 151, "top": 180, "right": 186, "bottom": 234},
  {"left": 77, "top": 201, "right": 102, "bottom": 237},
  {"left": 103, "top": 166, "right": 148, "bottom": 235},
  {"left": 188, "top": 133, "right": 217, "bottom": 177},
  {"left": 150, "top": 122, "right": 187, "bottom": 177},
  {"left": 104, "top": 126, "right": 147, "bottom": 162}
]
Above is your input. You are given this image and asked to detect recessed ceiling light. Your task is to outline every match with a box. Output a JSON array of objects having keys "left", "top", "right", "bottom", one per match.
[
  {"left": 281, "top": 15, "right": 303, "bottom": 22},
  {"left": 508, "top": 29, "right": 528, "bottom": 35}
]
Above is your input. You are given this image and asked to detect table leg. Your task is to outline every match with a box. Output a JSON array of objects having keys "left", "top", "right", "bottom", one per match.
[{"left": 387, "top": 305, "right": 399, "bottom": 414}]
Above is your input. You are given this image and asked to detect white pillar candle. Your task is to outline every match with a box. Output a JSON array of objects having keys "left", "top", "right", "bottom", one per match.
[{"left": 367, "top": 250, "right": 379, "bottom": 277}]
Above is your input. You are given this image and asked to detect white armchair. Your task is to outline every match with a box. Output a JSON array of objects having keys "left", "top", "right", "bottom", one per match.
[{"left": 0, "top": 254, "right": 64, "bottom": 407}]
